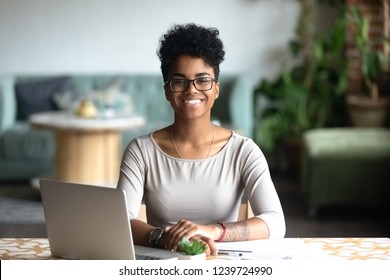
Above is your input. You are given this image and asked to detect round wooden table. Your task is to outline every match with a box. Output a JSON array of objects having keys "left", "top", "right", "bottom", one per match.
[{"left": 29, "top": 111, "right": 145, "bottom": 187}]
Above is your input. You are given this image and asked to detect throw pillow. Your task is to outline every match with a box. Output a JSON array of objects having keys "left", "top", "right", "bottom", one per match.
[{"left": 15, "top": 76, "right": 72, "bottom": 120}]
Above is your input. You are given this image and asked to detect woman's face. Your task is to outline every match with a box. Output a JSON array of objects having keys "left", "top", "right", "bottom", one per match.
[{"left": 164, "top": 55, "right": 219, "bottom": 121}]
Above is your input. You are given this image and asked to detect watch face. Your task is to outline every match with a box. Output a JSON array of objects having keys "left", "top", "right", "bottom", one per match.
[{"left": 150, "top": 228, "right": 163, "bottom": 244}]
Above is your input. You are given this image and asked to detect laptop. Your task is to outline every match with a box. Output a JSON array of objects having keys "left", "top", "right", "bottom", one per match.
[{"left": 39, "top": 179, "right": 178, "bottom": 260}]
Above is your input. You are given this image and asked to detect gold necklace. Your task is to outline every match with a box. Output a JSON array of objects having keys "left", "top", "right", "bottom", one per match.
[{"left": 170, "top": 125, "right": 215, "bottom": 159}]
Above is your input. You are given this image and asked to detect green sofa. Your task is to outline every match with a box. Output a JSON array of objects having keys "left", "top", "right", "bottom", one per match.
[
  {"left": 302, "top": 128, "right": 390, "bottom": 216},
  {"left": 0, "top": 74, "right": 254, "bottom": 181}
]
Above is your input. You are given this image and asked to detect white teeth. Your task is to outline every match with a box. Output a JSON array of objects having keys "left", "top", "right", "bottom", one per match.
[{"left": 183, "top": 99, "right": 201, "bottom": 104}]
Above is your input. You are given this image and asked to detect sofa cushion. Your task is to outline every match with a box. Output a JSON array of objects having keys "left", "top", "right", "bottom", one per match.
[
  {"left": 15, "top": 76, "right": 71, "bottom": 120},
  {"left": 302, "top": 128, "right": 390, "bottom": 213},
  {"left": 0, "top": 122, "right": 54, "bottom": 160}
]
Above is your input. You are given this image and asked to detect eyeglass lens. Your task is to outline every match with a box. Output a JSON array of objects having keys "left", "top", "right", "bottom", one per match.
[{"left": 169, "top": 78, "right": 214, "bottom": 92}]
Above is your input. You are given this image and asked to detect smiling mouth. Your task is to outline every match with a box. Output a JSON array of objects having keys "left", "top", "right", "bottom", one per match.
[{"left": 182, "top": 99, "right": 203, "bottom": 104}]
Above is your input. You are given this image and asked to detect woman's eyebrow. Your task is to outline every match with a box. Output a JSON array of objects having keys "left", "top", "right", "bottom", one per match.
[
  {"left": 170, "top": 72, "right": 211, "bottom": 79},
  {"left": 195, "top": 72, "right": 212, "bottom": 77}
]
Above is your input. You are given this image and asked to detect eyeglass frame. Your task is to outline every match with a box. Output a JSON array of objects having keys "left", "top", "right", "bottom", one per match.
[{"left": 164, "top": 77, "right": 218, "bottom": 92}]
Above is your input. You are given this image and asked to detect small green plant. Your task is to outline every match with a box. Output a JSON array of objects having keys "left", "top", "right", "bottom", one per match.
[{"left": 178, "top": 238, "right": 206, "bottom": 256}]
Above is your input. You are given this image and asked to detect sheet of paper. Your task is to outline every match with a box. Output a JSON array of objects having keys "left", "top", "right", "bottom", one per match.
[{"left": 216, "top": 238, "right": 335, "bottom": 260}]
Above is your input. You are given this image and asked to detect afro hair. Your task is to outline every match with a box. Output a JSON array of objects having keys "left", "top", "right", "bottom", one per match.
[{"left": 157, "top": 23, "right": 225, "bottom": 81}]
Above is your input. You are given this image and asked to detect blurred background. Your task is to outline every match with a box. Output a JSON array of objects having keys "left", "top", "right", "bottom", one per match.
[{"left": 0, "top": 0, "right": 389, "bottom": 238}]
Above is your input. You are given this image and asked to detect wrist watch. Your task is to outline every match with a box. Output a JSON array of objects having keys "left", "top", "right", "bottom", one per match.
[{"left": 149, "top": 227, "right": 164, "bottom": 246}]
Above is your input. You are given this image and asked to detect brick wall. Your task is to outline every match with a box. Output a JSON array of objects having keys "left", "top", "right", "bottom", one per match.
[{"left": 346, "top": 0, "right": 389, "bottom": 95}]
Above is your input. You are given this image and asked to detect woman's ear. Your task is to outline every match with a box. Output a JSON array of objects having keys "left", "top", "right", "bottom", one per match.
[
  {"left": 214, "top": 82, "right": 220, "bottom": 99},
  {"left": 164, "top": 85, "right": 170, "bottom": 101}
]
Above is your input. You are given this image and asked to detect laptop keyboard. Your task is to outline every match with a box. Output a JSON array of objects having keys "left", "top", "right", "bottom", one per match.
[{"left": 135, "top": 254, "right": 162, "bottom": 260}]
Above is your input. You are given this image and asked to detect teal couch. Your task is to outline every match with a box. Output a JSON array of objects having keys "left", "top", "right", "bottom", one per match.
[{"left": 0, "top": 74, "right": 254, "bottom": 181}]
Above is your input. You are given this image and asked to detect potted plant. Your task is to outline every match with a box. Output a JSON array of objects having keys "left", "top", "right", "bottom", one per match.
[
  {"left": 254, "top": 1, "right": 347, "bottom": 178},
  {"left": 177, "top": 238, "right": 207, "bottom": 260},
  {"left": 345, "top": 4, "right": 390, "bottom": 127},
  {"left": 255, "top": 1, "right": 348, "bottom": 179}
]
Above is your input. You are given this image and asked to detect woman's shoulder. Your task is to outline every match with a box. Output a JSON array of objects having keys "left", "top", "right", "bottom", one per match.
[
  {"left": 127, "top": 129, "right": 171, "bottom": 155},
  {"left": 229, "top": 131, "right": 256, "bottom": 146},
  {"left": 210, "top": 126, "right": 259, "bottom": 156},
  {"left": 130, "top": 133, "right": 153, "bottom": 143},
  {"left": 126, "top": 133, "right": 154, "bottom": 151},
  {"left": 226, "top": 131, "right": 264, "bottom": 155}
]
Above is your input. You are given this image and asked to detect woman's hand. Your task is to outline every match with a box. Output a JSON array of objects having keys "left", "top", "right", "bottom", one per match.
[{"left": 161, "top": 219, "right": 218, "bottom": 256}]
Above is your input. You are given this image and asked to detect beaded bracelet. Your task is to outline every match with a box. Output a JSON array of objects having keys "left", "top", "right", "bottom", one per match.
[{"left": 215, "top": 222, "right": 227, "bottom": 242}]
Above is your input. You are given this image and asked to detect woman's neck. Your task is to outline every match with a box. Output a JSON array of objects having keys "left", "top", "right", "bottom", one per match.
[
  {"left": 170, "top": 119, "right": 215, "bottom": 159},
  {"left": 171, "top": 120, "right": 213, "bottom": 144}
]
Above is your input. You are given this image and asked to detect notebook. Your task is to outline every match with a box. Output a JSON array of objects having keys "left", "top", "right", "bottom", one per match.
[{"left": 39, "top": 179, "right": 178, "bottom": 260}]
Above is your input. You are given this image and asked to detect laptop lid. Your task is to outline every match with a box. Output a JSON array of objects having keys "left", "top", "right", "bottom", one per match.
[{"left": 39, "top": 179, "right": 177, "bottom": 260}]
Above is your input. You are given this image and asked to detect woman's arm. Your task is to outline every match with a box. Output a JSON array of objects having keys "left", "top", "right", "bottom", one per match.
[
  {"left": 130, "top": 215, "right": 268, "bottom": 256},
  {"left": 130, "top": 219, "right": 155, "bottom": 247},
  {"left": 241, "top": 140, "right": 286, "bottom": 239},
  {"left": 161, "top": 217, "right": 268, "bottom": 255},
  {"left": 221, "top": 217, "right": 269, "bottom": 241},
  {"left": 131, "top": 218, "right": 219, "bottom": 256}
]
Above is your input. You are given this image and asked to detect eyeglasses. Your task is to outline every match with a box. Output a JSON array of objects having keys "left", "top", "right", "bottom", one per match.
[{"left": 165, "top": 77, "right": 217, "bottom": 92}]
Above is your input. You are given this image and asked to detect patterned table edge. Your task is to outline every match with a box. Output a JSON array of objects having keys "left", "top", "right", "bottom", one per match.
[
  {"left": 1, "top": 238, "right": 389, "bottom": 260},
  {"left": 0, "top": 238, "right": 54, "bottom": 260},
  {"left": 303, "top": 238, "right": 390, "bottom": 260}
]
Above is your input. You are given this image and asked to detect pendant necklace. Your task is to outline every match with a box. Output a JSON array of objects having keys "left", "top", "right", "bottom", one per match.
[{"left": 170, "top": 125, "right": 215, "bottom": 159}]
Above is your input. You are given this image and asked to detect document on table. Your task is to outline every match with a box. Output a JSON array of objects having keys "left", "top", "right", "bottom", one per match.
[{"left": 216, "top": 238, "right": 333, "bottom": 260}]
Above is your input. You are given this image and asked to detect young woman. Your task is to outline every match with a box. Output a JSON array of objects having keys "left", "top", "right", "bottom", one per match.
[{"left": 117, "top": 23, "right": 285, "bottom": 256}]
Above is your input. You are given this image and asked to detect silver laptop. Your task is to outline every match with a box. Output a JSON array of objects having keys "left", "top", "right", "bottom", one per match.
[{"left": 39, "top": 179, "right": 178, "bottom": 260}]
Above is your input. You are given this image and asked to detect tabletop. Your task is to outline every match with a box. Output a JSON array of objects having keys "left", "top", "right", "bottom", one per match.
[
  {"left": 29, "top": 111, "right": 146, "bottom": 131},
  {"left": 1, "top": 237, "right": 389, "bottom": 260}
]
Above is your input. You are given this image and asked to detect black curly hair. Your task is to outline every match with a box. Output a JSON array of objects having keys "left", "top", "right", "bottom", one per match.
[{"left": 157, "top": 23, "right": 225, "bottom": 82}]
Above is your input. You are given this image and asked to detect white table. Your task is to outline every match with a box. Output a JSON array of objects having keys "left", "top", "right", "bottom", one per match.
[{"left": 29, "top": 111, "right": 145, "bottom": 187}]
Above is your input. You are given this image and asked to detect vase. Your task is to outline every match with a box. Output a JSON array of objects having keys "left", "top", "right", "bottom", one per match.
[
  {"left": 346, "top": 95, "right": 390, "bottom": 127},
  {"left": 177, "top": 253, "right": 206, "bottom": 260}
]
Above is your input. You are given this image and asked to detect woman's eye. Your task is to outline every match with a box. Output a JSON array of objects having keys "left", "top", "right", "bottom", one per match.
[
  {"left": 196, "top": 78, "right": 210, "bottom": 84},
  {"left": 172, "top": 80, "right": 186, "bottom": 85}
]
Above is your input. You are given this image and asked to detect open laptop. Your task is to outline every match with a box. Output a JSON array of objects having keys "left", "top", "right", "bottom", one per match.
[{"left": 39, "top": 179, "right": 178, "bottom": 260}]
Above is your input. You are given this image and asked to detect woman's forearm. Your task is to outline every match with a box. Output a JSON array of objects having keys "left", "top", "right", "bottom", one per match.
[
  {"left": 130, "top": 219, "right": 155, "bottom": 247},
  {"left": 216, "top": 217, "right": 269, "bottom": 242},
  {"left": 131, "top": 216, "right": 270, "bottom": 250}
]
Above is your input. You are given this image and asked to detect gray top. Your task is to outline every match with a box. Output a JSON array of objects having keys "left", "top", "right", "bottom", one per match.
[{"left": 117, "top": 132, "right": 286, "bottom": 239}]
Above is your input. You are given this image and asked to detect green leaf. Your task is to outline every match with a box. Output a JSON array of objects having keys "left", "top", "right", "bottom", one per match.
[{"left": 178, "top": 238, "right": 206, "bottom": 256}]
